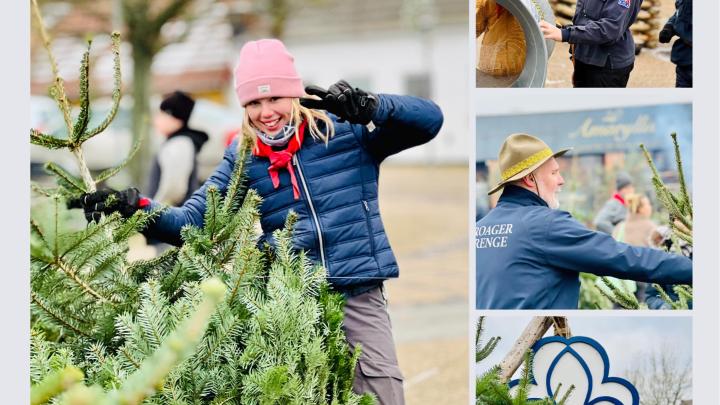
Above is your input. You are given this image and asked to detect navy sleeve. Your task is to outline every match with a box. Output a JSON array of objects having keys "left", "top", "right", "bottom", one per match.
[
  {"left": 566, "top": 1, "right": 634, "bottom": 45},
  {"left": 142, "top": 139, "right": 239, "bottom": 245},
  {"left": 360, "top": 94, "right": 443, "bottom": 163},
  {"left": 541, "top": 210, "right": 692, "bottom": 284}
]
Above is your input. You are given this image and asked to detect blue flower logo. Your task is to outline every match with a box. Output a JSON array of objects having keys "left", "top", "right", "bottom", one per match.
[{"left": 509, "top": 336, "right": 639, "bottom": 404}]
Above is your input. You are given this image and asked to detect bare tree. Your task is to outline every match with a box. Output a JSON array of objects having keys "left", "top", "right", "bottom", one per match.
[{"left": 624, "top": 341, "right": 692, "bottom": 405}]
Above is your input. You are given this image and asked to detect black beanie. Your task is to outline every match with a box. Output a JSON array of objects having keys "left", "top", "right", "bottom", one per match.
[{"left": 160, "top": 91, "right": 195, "bottom": 124}]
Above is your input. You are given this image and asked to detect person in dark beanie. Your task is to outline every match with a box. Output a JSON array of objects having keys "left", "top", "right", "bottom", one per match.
[
  {"left": 593, "top": 172, "right": 634, "bottom": 234},
  {"left": 147, "top": 90, "right": 209, "bottom": 206},
  {"left": 659, "top": 0, "right": 692, "bottom": 88}
]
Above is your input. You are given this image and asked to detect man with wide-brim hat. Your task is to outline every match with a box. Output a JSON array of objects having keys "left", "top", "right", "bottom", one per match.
[{"left": 476, "top": 133, "right": 692, "bottom": 309}]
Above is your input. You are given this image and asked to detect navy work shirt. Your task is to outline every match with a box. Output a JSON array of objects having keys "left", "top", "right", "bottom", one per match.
[
  {"left": 561, "top": 0, "right": 643, "bottom": 69},
  {"left": 475, "top": 185, "right": 692, "bottom": 309}
]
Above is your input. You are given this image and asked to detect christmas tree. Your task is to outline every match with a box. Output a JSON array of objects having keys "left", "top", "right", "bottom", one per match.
[{"left": 30, "top": 2, "right": 372, "bottom": 403}]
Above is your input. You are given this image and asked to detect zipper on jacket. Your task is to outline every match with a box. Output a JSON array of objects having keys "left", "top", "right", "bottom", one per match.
[
  {"left": 292, "top": 154, "right": 327, "bottom": 269},
  {"left": 362, "top": 200, "right": 376, "bottom": 257}
]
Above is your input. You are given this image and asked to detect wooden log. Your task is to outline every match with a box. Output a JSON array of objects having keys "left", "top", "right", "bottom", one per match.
[
  {"left": 556, "top": 16, "right": 572, "bottom": 26},
  {"left": 498, "top": 317, "right": 554, "bottom": 383},
  {"left": 631, "top": 21, "right": 652, "bottom": 32},
  {"left": 555, "top": 3, "right": 576, "bottom": 18}
]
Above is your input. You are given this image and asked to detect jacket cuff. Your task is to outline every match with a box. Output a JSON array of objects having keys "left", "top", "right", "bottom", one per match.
[
  {"left": 369, "top": 94, "right": 391, "bottom": 126},
  {"left": 561, "top": 28, "right": 570, "bottom": 42}
]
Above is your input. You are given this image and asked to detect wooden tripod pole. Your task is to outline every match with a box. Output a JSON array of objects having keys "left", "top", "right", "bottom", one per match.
[{"left": 498, "top": 316, "right": 571, "bottom": 382}]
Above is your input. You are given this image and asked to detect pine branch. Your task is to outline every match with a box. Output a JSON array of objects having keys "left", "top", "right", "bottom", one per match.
[
  {"left": 104, "top": 278, "right": 226, "bottom": 405},
  {"left": 31, "top": 0, "right": 73, "bottom": 132},
  {"left": 475, "top": 316, "right": 501, "bottom": 363},
  {"left": 44, "top": 163, "right": 87, "bottom": 194},
  {"left": 31, "top": 182, "right": 54, "bottom": 198},
  {"left": 651, "top": 283, "right": 680, "bottom": 310},
  {"left": 55, "top": 257, "right": 113, "bottom": 304},
  {"left": 557, "top": 384, "right": 575, "bottom": 405},
  {"left": 595, "top": 277, "right": 639, "bottom": 309},
  {"left": 221, "top": 138, "right": 252, "bottom": 216},
  {"left": 30, "top": 129, "right": 69, "bottom": 149},
  {"left": 31, "top": 292, "right": 92, "bottom": 338},
  {"left": 81, "top": 32, "right": 122, "bottom": 142},
  {"left": 204, "top": 186, "right": 220, "bottom": 241},
  {"left": 70, "top": 40, "right": 92, "bottom": 145},
  {"left": 127, "top": 247, "right": 178, "bottom": 282},
  {"left": 30, "top": 366, "right": 84, "bottom": 405},
  {"left": 59, "top": 214, "right": 123, "bottom": 260},
  {"left": 670, "top": 133, "right": 691, "bottom": 217}
]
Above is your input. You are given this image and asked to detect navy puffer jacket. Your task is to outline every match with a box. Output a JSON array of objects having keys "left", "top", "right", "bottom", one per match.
[{"left": 144, "top": 94, "right": 443, "bottom": 294}]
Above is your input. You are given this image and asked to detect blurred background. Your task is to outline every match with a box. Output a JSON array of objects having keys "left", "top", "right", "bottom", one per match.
[
  {"left": 30, "top": 0, "right": 470, "bottom": 403},
  {"left": 476, "top": 93, "right": 693, "bottom": 309}
]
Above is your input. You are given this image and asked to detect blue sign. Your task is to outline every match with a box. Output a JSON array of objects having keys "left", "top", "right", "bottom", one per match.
[
  {"left": 476, "top": 104, "right": 692, "bottom": 165},
  {"left": 508, "top": 336, "right": 640, "bottom": 405}
]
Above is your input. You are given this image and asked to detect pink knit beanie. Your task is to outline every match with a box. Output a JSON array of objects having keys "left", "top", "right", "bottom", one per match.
[{"left": 234, "top": 39, "right": 304, "bottom": 106}]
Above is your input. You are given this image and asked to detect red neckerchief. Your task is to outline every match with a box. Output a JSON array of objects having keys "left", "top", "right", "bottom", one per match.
[
  {"left": 612, "top": 193, "right": 626, "bottom": 206},
  {"left": 252, "top": 121, "right": 306, "bottom": 200}
]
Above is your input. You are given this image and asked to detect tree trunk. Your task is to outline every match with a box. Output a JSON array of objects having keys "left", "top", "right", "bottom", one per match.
[{"left": 129, "top": 46, "right": 153, "bottom": 186}]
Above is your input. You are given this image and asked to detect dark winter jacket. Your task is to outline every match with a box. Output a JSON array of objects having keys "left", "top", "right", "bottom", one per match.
[
  {"left": 147, "top": 127, "right": 209, "bottom": 205},
  {"left": 561, "top": 0, "right": 642, "bottom": 69},
  {"left": 593, "top": 195, "right": 626, "bottom": 234},
  {"left": 667, "top": 0, "right": 693, "bottom": 66},
  {"left": 475, "top": 185, "right": 692, "bottom": 309},
  {"left": 143, "top": 94, "right": 443, "bottom": 295}
]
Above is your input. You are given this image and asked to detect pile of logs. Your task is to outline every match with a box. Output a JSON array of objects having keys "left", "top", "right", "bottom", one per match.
[{"left": 548, "top": 0, "right": 664, "bottom": 49}]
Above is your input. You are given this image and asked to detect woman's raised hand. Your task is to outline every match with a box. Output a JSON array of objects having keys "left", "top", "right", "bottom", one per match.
[{"left": 300, "top": 80, "right": 378, "bottom": 125}]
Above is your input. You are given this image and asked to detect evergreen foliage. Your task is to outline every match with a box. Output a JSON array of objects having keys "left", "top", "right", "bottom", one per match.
[
  {"left": 474, "top": 318, "right": 574, "bottom": 405},
  {"left": 597, "top": 133, "right": 693, "bottom": 310},
  {"left": 30, "top": 6, "right": 372, "bottom": 403}
]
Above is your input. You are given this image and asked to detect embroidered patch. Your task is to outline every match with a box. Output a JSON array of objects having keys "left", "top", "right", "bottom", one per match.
[
  {"left": 257, "top": 84, "right": 271, "bottom": 94},
  {"left": 617, "top": 0, "right": 630, "bottom": 8}
]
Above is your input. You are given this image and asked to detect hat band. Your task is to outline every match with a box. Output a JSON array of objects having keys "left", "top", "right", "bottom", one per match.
[{"left": 501, "top": 147, "right": 553, "bottom": 181}]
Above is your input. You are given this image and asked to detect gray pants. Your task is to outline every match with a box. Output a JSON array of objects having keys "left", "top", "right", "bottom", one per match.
[{"left": 343, "top": 285, "right": 405, "bottom": 405}]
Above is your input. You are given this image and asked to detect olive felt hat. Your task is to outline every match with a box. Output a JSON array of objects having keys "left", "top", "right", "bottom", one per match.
[{"left": 488, "top": 133, "right": 571, "bottom": 195}]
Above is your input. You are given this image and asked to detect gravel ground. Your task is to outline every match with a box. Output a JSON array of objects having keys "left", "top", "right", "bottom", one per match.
[{"left": 380, "top": 165, "right": 469, "bottom": 404}]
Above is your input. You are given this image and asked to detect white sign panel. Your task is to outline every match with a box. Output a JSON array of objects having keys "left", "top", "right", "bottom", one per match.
[{"left": 509, "top": 336, "right": 639, "bottom": 405}]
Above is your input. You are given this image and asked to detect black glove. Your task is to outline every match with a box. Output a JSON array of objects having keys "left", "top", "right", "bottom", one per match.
[
  {"left": 68, "top": 188, "right": 143, "bottom": 223},
  {"left": 658, "top": 24, "right": 675, "bottom": 43},
  {"left": 300, "top": 80, "right": 379, "bottom": 125}
]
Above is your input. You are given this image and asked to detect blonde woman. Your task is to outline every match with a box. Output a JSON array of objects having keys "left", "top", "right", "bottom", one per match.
[{"left": 76, "top": 38, "right": 443, "bottom": 404}]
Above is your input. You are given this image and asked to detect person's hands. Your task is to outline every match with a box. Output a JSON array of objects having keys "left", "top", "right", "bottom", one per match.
[
  {"left": 658, "top": 24, "right": 675, "bottom": 43},
  {"left": 68, "top": 188, "right": 144, "bottom": 223},
  {"left": 539, "top": 21, "right": 562, "bottom": 42},
  {"left": 300, "top": 80, "right": 379, "bottom": 125}
]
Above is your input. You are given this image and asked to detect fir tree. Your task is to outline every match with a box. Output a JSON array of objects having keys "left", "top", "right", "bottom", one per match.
[
  {"left": 597, "top": 133, "right": 693, "bottom": 310},
  {"left": 30, "top": 4, "right": 372, "bottom": 403}
]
